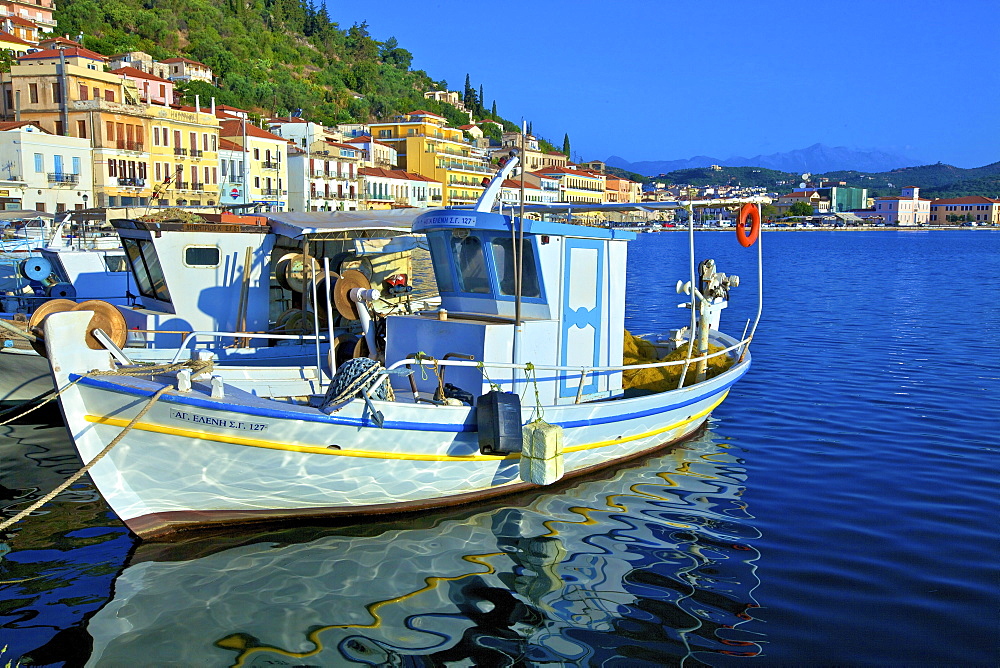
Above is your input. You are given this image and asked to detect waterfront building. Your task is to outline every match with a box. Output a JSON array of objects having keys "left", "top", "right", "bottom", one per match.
[
  {"left": 531, "top": 165, "right": 605, "bottom": 204},
  {"left": 358, "top": 167, "right": 440, "bottom": 209},
  {"left": 815, "top": 186, "right": 867, "bottom": 212},
  {"left": 369, "top": 110, "right": 488, "bottom": 206},
  {"left": 929, "top": 196, "right": 1000, "bottom": 225},
  {"left": 1, "top": 47, "right": 221, "bottom": 208},
  {"left": 149, "top": 104, "right": 220, "bottom": 207},
  {"left": 497, "top": 178, "right": 556, "bottom": 209},
  {"left": 875, "top": 186, "right": 930, "bottom": 226},
  {"left": 776, "top": 190, "right": 825, "bottom": 215},
  {"left": 0, "top": 120, "right": 92, "bottom": 212},
  {"left": 605, "top": 174, "right": 641, "bottom": 203},
  {"left": 219, "top": 118, "right": 287, "bottom": 211},
  {"left": 497, "top": 131, "right": 547, "bottom": 172},
  {"left": 422, "top": 90, "right": 472, "bottom": 122},
  {"left": 343, "top": 135, "right": 397, "bottom": 169}
]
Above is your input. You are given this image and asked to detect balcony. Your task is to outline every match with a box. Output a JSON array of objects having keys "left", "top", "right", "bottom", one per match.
[
  {"left": 191, "top": 182, "right": 205, "bottom": 191},
  {"left": 261, "top": 188, "right": 283, "bottom": 197},
  {"left": 47, "top": 173, "right": 79, "bottom": 184},
  {"left": 174, "top": 147, "right": 188, "bottom": 156},
  {"left": 190, "top": 149, "right": 204, "bottom": 158},
  {"left": 431, "top": 195, "right": 443, "bottom": 202},
  {"left": 116, "top": 140, "right": 145, "bottom": 152},
  {"left": 118, "top": 177, "right": 145, "bottom": 188},
  {"left": 262, "top": 161, "right": 280, "bottom": 170},
  {"left": 175, "top": 181, "right": 190, "bottom": 190}
]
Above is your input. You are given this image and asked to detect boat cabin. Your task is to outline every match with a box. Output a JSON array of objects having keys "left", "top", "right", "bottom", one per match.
[
  {"left": 384, "top": 210, "right": 635, "bottom": 405},
  {"left": 109, "top": 211, "right": 424, "bottom": 349}
]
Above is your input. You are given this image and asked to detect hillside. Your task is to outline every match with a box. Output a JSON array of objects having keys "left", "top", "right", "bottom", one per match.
[
  {"left": 647, "top": 161, "right": 1000, "bottom": 198},
  {"left": 53, "top": 0, "right": 517, "bottom": 132}
]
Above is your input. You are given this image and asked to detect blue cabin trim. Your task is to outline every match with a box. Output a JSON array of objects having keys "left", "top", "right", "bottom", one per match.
[
  {"left": 560, "top": 237, "right": 605, "bottom": 397},
  {"left": 413, "top": 210, "right": 636, "bottom": 242}
]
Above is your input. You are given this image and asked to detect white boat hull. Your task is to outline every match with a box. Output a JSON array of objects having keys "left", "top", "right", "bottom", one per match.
[
  {"left": 0, "top": 346, "right": 51, "bottom": 403},
  {"left": 58, "top": 354, "right": 746, "bottom": 538}
]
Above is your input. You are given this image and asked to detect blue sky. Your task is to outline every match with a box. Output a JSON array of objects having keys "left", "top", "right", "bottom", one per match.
[{"left": 327, "top": 0, "right": 999, "bottom": 168}]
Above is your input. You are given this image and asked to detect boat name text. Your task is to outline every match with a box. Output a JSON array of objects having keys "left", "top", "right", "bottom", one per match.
[{"left": 170, "top": 409, "right": 267, "bottom": 431}]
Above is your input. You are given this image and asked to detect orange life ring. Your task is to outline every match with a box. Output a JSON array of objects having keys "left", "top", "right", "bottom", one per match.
[{"left": 736, "top": 203, "right": 761, "bottom": 247}]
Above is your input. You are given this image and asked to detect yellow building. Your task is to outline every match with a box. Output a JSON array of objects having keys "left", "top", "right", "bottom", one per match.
[
  {"left": 219, "top": 118, "right": 289, "bottom": 210},
  {"left": 369, "top": 110, "right": 490, "bottom": 206},
  {"left": 1, "top": 46, "right": 220, "bottom": 207},
  {"left": 532, "top": 166, "right": 605, "bottom": 204}
]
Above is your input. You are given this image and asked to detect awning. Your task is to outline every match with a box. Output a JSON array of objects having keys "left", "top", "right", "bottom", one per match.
[
  {"left": 0, "top": 210, "right": 54, "bottom": 223},
  {"left": 263, "top": 209, "right": 436, "bottom": 239}
]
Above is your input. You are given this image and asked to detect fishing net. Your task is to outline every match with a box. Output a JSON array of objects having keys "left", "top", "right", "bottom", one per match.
[{"left": 622, "top": 329, "right": 733, "bottom": 393}]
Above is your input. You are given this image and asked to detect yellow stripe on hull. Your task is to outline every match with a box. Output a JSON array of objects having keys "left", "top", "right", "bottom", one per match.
[{"left": 83, "top": 392, "right": 726, "bottom": 462}]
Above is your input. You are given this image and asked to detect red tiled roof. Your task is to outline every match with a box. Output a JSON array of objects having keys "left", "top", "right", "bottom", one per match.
[
  {"left": 930, "top": 195, "right": 1000, "bottom": 205},
  {"left": 162, "top": 56, "right": 211, "bottom": 68},
  {"left": 18, "top": 46, "right": 106, "bottom": 62},
  {"left": 219, "top": 119, "right": 286, "bottom": 142},
  {"left": 500, "top": 178, "right": 541, "bottom": 190},
  {"left": 0, "top": 120, "right": 46, "bottom": 132},
  {"left": 110, "top": 66, "right": 171, "bottom": 83},
  {"left": 7, "top": 16, "right": 38, "bottom": 28},
  {"left": 0, "top": 30, "right": 32, "bottom": 47},
  {"left": 218, "top": 138, "right": 242, "bottom": 152},
  {"left": 359, "top": 167, "right": 438, "bottom": 183},
  {"left": 406, "top": 109, "right": 444, "bottom": 118}
]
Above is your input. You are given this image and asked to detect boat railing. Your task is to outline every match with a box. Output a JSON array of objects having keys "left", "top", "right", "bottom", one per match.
[
  {"left": 384, "top": 334, "right": 751, "bottom": 391},
  {"left": 167, "top": 331, "right": 329, "bottom": 363}
]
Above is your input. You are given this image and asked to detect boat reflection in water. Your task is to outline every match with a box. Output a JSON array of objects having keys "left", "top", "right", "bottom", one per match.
[{"left": 86, "top": 426, "right": 763, "bottom": 666}]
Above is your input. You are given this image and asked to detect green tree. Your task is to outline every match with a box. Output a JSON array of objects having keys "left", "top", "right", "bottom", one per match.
[
  {"left": 562, "top": 133, "right": 570, "bottom": 157},
  {"left": 788, "top": 201, "right": 813, "bottom": 216},
  {"left": 491, "top": 100, "right": 497, "bottom": 117}
]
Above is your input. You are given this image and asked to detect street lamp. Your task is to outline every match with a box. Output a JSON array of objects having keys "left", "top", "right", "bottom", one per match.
[{"left": 82, "top": 194, "right": 88, "bottom": 208}]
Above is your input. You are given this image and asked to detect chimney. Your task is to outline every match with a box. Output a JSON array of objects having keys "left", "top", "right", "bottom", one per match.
[
  {"left": 194, "top": 94, "right": 200, "bottom": 113},
  {"left": 211, "top": 96, "right": 216, "bottom": 115}
]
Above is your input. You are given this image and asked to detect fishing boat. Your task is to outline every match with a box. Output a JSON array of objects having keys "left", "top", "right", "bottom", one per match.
[
  {"left": 42, "top": 155, "right": 765, "bottom": 538},
  {"left": 0, "top": 209, "right": 433, "bottom": 402}
]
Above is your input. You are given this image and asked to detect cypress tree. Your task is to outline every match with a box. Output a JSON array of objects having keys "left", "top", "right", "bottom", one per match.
[{"left": 562, "top": 133, "right": 570, "bottom": 157}]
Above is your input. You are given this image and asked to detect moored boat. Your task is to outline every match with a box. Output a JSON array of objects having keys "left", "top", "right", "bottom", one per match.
[{"left": 42, "top": 157, "right": 765, "bottom": 538}]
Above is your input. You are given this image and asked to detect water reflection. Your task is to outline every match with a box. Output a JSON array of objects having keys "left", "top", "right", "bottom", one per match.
[{"left": 81, "top": 426, "right": 763, "bottom": 666}]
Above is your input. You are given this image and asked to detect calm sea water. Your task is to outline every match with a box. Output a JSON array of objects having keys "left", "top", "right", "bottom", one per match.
[{"left": 0, "top": 230, "right": 997, "bottom": 666}]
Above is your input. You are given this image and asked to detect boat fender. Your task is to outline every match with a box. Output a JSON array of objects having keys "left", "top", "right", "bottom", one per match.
[
  {"left": 519, "top": 419, "right": 564, "bottom": 486},
  {"left": 736, "top": 203, "right": 761, "bottom": 248},
  {"left": 477, "top": 390, "right": 522, "bottom": 455}
]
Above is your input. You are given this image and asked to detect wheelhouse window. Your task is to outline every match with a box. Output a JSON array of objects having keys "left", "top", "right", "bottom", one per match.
[
  {"left": 122, "top": 238, "right": 171, "bottom": 302},
  {"left": 102, "top": 254, "right": 129, "bottom": 272},
  {"left": 450, "top": 232, "right": 490, "bottom": 294},
  {"left": 491, "top": 237, "right": 540, "bottom": 298}
]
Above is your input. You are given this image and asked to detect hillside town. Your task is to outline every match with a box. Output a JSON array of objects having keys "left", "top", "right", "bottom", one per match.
[{"left": 1, "top": 22, "right": 998, "bottom": 226}]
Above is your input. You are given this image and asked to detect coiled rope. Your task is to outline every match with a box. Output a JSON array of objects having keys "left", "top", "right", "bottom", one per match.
[{"left": 322, "top": 357, "right": 393, "bottom": 408}]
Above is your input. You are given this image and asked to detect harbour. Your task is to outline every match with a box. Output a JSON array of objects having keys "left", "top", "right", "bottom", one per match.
[{"left": 1, "top": 228, "right": 996, "bottom": 665}]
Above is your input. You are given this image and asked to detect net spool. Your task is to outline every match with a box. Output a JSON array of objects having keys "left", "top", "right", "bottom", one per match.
[
  {"left": 333, "top": 269, "right": 372, "bottom": 321},
  {"left": 331, "top": 252, "right": 374, "bottom": 281},
  {"left": 278, "top": 253, "right": 318, "bottom": 293},
  {"left": 27, "top": 298, "right": 78, "bottom": 356},
  {"left": 19, "top": 257, "right": 53, "bottom": 282},
  {"left": 71, "top": 300, "right": 128, "bottom": 351},
  {"left": 46, "top": 282, "right": 77, "bottom": 300}
]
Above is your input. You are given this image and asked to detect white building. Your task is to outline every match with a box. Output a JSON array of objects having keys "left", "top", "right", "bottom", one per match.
[
  {"left": 343, "top": 135, "right": 397, "bottom": 169},
  {"left": 0, "top": 121, "right": 93, "bottom": 212},
  {"left": 875, "top": 186, "right": 931, "bottom": 226},
  {"left": 286, "top": 141, "right": 362, "bottom": 212},
  {"left": 359, "top": 167, "right": 441, "bottom": 209}
]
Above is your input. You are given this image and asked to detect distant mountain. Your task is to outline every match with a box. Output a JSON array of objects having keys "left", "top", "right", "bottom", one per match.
[{"left": 606, "top": 143, "right": 921, "bottom": 176}]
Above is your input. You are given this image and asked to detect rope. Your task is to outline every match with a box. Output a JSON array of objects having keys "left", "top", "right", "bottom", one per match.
[
  {"left": 322, "top": 357, "right": 392, "bottom": 408},
  {"left": 0, "top": 359, "right": 213, "bottom": 428},
  {"left": 476, "top": 361, "right": 501, "bottom": 392},
  {"left": 524, "top": 362, "right": 544, "bottom": 421},
  {"left": 0, "top": 318, "right": 37, "bottom": 343},
  {"left": 0, "top": 385, "right": 169, "bottom": 532}
]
